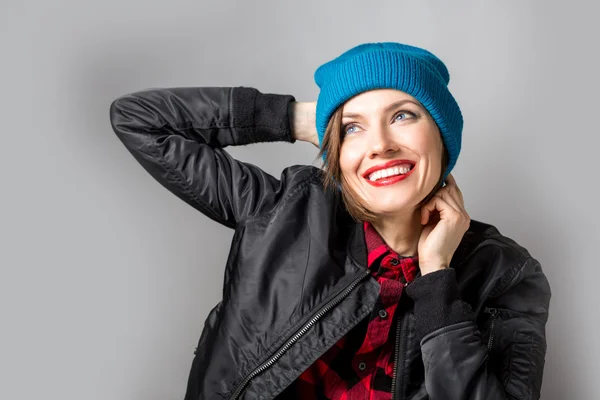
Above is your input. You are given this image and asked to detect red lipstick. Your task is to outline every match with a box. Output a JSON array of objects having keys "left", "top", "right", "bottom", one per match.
[{"left": 362, "top": 159, "right": 416, "bottom": 187}]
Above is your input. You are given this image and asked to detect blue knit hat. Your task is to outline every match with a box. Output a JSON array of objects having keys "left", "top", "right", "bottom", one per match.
[{"left": 314, "top": 42, "right": 463, "bottom": 182}]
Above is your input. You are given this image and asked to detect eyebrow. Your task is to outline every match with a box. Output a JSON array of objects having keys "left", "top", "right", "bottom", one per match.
[{"left": 342, "top": 99, "right": 422, "bottom": 120}]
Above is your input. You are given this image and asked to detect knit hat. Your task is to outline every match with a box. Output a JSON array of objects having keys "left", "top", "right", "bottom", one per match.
[{"left": 314, "top": 42, "right": 463, "bottom": 182}]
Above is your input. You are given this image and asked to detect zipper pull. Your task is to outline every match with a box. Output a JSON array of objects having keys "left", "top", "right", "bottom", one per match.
[
  {"left": 483, "top": 307, "right": 498, "bottom": 352},
  {"left": 484, "top": 307, "right": 498, "bottom": 317}
]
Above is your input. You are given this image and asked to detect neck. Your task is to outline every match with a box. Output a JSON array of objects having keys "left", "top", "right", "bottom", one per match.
[{"left": 371, "top": 209, "right": 423, "bottom": 257}]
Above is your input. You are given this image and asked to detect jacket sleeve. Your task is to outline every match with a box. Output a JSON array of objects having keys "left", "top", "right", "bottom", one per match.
[
  {"left": 405, "top": 257, "right": 551, "bottom": 399},
  {"left": 109, "top": 86, "right": 305, "bottom": 229}
]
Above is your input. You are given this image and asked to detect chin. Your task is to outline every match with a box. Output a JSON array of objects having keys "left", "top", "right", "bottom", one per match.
[
  {"left": 360, "top": 182, "right": 431, "bottom": 215},
  {"left": 365, "top": 198, "right": 415, "bottom": 216}
]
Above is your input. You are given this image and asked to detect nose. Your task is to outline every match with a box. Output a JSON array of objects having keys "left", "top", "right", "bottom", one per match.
[{"left": 367, "top": 123, "right": 398, "bottom": 159}]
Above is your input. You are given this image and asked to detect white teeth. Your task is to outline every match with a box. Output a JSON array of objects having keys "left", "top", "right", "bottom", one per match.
[{"left": 367, "top": 165, "right": 412, "bottom": 181}]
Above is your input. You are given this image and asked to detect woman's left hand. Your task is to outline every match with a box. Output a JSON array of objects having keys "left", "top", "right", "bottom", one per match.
[{"left": 417, "top": 173, "right": 471, "bottom": 275}]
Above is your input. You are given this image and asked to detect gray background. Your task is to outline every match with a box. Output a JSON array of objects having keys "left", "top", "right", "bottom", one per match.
[{"left": 2, "top": 0, "right": 598, "bottom": 399}]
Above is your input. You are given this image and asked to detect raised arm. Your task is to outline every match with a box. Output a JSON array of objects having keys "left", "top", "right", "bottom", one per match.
[{"left": 109, "top": 86, "right": 317, "bottom": 228}]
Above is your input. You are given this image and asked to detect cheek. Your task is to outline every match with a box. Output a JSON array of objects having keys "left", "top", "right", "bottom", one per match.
[
  {"left": 410, "top": 131, "right": 435, "bottom": 152},
  {"left": 414, "top": 129, "right": 443, "bottom": 160},
  {"left": 422, "top": 137, "right": 444, "bottom": 178},
  {"left": 339, "top": 141, "right": 363, "bottom": 175}
]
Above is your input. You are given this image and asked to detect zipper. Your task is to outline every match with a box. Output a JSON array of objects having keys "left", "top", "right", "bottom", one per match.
[
  {"left": 390, "top": 284, "right": 409, "bottom": 400},
  {"left": 228, "top": 269, "right": 371, "bottom": 400},
  {"left": 483, "top": 307, "right": 498, "bottom": 352},
  {"left": 390, "top": 314, "right": 402, "bottom": 399}
]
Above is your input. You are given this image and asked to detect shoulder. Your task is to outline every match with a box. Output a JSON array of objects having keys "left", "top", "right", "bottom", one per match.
[
  {"left": 276, "top": 164, "right": 329, "bottom": 201},
  {"left": 280, "top": 164, "right": 323, "bottom": 185},
  {"left": 278, "top": 164, "right": 341, "bottom": 199},
  {"left": 458, "top": 219, "right": 534, "bottom": 262},
  {"left": 453, "top": 219, "right": 547, "bottom": 297},
  {"left": 243, "top": 164, "right": 344, "bottom": 222}
]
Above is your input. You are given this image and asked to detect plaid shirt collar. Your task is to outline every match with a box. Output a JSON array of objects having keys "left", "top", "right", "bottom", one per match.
[{"left": 363, "top": 221, "right": 419, "bottom": 284}]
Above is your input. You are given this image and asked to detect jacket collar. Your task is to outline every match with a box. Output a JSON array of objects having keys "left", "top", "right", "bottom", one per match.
[{"left": 347, "top": 220, "right": 368, "bottom": 269}]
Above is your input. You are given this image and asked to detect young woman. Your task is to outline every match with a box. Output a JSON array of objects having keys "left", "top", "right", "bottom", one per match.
[{"left": 109, "top": 42, "right": 551, "bottom": 400}]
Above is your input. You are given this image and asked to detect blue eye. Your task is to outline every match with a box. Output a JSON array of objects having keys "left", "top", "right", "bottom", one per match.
[
  {"left": 344, "top": 125, "right": 359, "bottom": 135},
  {"left": 394, "top": 111, "right": 414, "bottom": 122}
]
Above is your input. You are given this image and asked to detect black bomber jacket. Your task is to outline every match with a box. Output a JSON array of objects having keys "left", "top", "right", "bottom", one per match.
[{"left": 109, "top": 86, "right": 552, "bottom": 400}]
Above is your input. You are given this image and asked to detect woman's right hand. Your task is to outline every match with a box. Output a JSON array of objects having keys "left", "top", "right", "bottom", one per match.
[{"left": 289, "top": 101, "right": 319, "bottom": 147}]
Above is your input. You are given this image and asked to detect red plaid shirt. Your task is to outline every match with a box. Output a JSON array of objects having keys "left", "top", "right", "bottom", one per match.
[{"left": 291, "top": 222, "right": 419, "bottom": 399}]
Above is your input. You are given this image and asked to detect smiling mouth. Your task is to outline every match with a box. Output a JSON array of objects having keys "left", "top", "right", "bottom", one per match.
[
  {"left": 366, "top": 164, "right": 414, "bottom": 181},
  {"left": 362, "top": 160, "right": 416, "bottom": 187}
]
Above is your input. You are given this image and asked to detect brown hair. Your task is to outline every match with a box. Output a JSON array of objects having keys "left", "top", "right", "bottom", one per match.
[{"left": 317, "top": 106, "right": 449, "bottom": 223}]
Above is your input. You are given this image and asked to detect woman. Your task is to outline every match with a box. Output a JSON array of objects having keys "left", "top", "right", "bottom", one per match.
[{"left": 109, "top": 42, "right": 551, "bottom": 399}]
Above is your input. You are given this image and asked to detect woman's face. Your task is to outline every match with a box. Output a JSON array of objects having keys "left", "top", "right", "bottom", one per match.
[{"left": 339, "top": 89, "right": 444, "bottom": 216}]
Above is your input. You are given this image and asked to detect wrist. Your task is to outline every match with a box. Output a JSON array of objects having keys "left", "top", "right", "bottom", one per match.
[
  {"left": 405, "top": 268, "right": 474, "bottom": 341},
  {"left": 418, "top": 260, "right": 449, "bottom": 275},
  {"left": 289, "top": 102, "right": 318, "bottom": 146}
]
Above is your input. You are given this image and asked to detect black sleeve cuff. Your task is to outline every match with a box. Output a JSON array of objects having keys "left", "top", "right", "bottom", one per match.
[
  {"left": 231, "top": 87, "right": 296, "bottom": 145},
  {"left": 405, "top": 268, "right": 475, "bottom": 341}
]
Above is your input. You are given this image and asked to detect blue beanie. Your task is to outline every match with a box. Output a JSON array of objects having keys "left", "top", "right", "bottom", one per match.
[{"left": 314, "top": 42, "right": 463, "bottom": 182}]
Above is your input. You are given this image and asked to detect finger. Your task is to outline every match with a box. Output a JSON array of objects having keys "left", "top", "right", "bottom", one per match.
[
  {"left": 442, "top": 173, "right": 464, "bottom": 206},
  {"left": 436, "top": 182, "right": 466, "bottom": 213},
  {"left": 421, "top": 196, "right": 444, "bottom": 225},
  {"left": 435, "top": 189, "right": 462, "bottom": 213},
  {"left": 445, "top": 173, "right": 456, "bottom": 186},
  {"left": 421, "top": 195, "right": 460, "bottom": 225},
  {"left": 431, "top": 184, "right": 462, "bottom": 214},
  {"left": 436, "top": 191, "right": 470, "bottom": 228},
  {"left": 432, "top": 175, "right": 471, "bottom": 224},
  {"left": 420, "top": 200, "right": 431, "bottom": 225}
]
